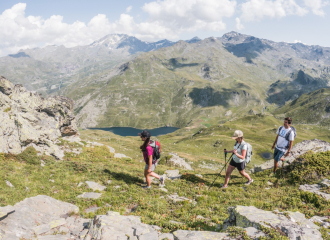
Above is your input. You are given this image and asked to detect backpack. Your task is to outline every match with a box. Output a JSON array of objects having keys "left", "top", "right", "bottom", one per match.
[
  {"left": 235, "top": 141, "right": 253, "bottom": 164},
  {"left": 149, "top": 140, "right": 161, "bottom": 164},
  {"left": 278, "top": 126, "right": 296, "bottom": 149}
]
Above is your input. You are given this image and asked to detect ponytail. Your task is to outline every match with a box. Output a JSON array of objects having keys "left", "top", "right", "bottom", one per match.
[{"left": 140, "top": 138, "right": 150, "bottom": 151}]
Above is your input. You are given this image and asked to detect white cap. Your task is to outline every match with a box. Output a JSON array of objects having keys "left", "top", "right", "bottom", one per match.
[{"left": 232, "top": 130, "right": 243, "bottom": 139}]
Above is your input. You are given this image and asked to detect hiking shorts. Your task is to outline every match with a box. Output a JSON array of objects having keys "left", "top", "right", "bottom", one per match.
[
  {"left": 145, "top": 162, "right": 157, "bottom": 171},
  {"left": 229, "top": 159, "right": 246, "bottom": 171},
  {"left": 274, "top": 148, "right": 285, "bottom": 162}
]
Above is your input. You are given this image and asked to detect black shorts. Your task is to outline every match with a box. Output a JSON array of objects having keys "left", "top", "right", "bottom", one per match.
[{"left": 229, "top": 159, "right": 246, "bottom": 171}]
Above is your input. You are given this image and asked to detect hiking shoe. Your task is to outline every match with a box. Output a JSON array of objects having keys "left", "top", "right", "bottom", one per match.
[
  {"left": 142, "top": 186, "right": 151, "bottom": 189},
  {"left": 221, "top": 185, "right": 228, "bottom": 189},
  {"left": 245, "top": 179, "right": 254, "bottom": 185},
  {"left": 159, "top": 177, "right": 165, "bottom": 186}
]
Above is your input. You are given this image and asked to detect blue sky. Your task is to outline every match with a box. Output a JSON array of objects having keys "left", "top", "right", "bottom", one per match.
[{"left": 0, "top": 0, "right": 329, "bottom": 56}]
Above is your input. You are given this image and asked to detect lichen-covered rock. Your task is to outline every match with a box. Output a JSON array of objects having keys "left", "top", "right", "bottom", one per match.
[
  {"left": 0, "top": 195, "right": 79, "bottom": 239},
  {"left": 168, "top": 153, "right": 193, "bottom": 170},
  {"left": 0, "top": 76, "right": 78, "bottom": 159},
  {"left": 172, "top": 230, "right": 228, "bottom": 240},
  {"left": 225, "top": 205, "right": 322, "bottom": 240},
  {"left": 299, "top": 184, "right": 330, "bottom": 201}
]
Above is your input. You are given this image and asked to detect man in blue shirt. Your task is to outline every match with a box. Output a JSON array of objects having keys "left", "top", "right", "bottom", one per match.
[{"left": 271, "top": 117, "right": 295, "bottom": 176}]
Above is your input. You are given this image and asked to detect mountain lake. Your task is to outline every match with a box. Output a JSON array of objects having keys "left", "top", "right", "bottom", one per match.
[{"left": 89, "top": 127, "right": 179, "bottom": 137}]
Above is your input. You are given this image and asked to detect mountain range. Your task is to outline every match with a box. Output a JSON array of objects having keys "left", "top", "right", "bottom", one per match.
[{"left": 1, "top": 31, "right": 330, "bottom": 128}]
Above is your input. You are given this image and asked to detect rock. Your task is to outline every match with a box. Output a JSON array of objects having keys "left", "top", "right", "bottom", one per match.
[
  {"left": 0, "top": 77, "right": 78, "bottom": 158},
  {"left": 195, "top": 174, "right": 203, "bottom": 178},
  {"left": 267, "top": 181, "right": 273, "bottom": 186},
  {"left": 77, "top": 192, "right": 102, "bottom": 199},
  {"left": 85, "top": 181, "right": 107, "bottom": 191},
  {"left": 32, "top": 218, "right": 66, "bottom": 235},
  {"left": 245, "top": 227, "right": 266, "bottom": 239},
  {"left": 0, "top": 195, "right": 79, "bottom": 240},
  {"left": 41, "top": 160, "right": 45, "bottom": 167},
  {"left": 114, "top": 153, "right": 131, "bottom": 159},
  {"left": 107, "top": 146, "right": 115, "bottom": 153},
  {"left": 86, "top": 212, "right": 158, "bottom": 240},
  {"left": 299, "top": 184, "right": 330, "bottom": 201},
  {"left": 173, "top": 230, "right": 228, "bottom": 240},
  {"left": 106, "top": 180, "right": 112, "bottom": 184},
  {"left": 225, "top": 110, "right": 232, "bottom": 116},
  {"left": 77, "top": 182, "right": 84, "bottom": 187},
  {"left": 0, "top": 205, "right": 15, "bottom": 218},
  {"left": 252, "top": 139, "right": 330, "bottom": 173},
  {"left": 167, "top": 153, "right": 193, "bottom": 170},
  {"left": 167, "top": 193, "right": 196, "bottom": 204},
  {"left": 138, "top": 231, "right": 159, "bottom": 240},
  {"left": 169, "top": 220, "right": 184, "bottom": 225},
  {"left": 320, "top": 178, "right": 330, "bottom": 188},
  {"left": 5, "top": 180, "right": 14, "bottom": 188},
  {"left": 165, "top": 170, "right": 181, "bottom": 180},
  {"left": 225, "top": 205, "right": 322, "bottom": 239},
  {"left": 85, "top": 207, "right": 101, "bottom": 214},
  {"left": 49, "top": 179, "right": 55, "bottom": 183},
  {"left": 159, "top": 233, "right": 175, "bottom": 240},
  {"left": 159, "top": 188, "right": 168, "bottom": 192},
  {"left": 114, "top": 185, "right": 121, "bottom": 189}
]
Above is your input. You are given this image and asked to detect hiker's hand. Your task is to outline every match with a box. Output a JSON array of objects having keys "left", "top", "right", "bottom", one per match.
[
  {"left": 233, "top": 149, "right": 237, "bottom": 155},
  {"left": 147, "top": 168, "right": 151, "bottom": 173},
  {"left": 271, "top": 144, "right": 275, "bottom": 150},
  {"left": 285, "top": 152, "right": 290, "bottom": 157}
]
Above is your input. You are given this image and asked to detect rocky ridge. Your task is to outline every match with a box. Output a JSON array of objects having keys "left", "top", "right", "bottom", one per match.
[{"left": 0, "top": 76, "right": 78, "bottom": 159}]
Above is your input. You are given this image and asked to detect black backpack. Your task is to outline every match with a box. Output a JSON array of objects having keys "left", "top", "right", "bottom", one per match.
[
  {"left": 149, "top": 140, "right": 161, "bottom": 164},
  {"left": 279, "top": 126, "right": 296, "bottom": 149}
]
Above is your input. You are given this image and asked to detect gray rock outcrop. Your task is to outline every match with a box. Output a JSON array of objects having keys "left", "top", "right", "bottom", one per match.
[
  {"left": 0, "top": 76, "right": 78, "bottom": 159},
  {"left": 223, "top": 205, "right": 322, "bottom": 240},
  {"left": 252, "top": 139, "right": 330, "bottom": 173},
  {"left": 168, "top": 153, "right": 193, "bottom": 170},
  {"left": 0, "top": 195, "right": 80, "bottom": 239},
  {"left": 299, "top": 183, "right": 330, "bottom": 201}
]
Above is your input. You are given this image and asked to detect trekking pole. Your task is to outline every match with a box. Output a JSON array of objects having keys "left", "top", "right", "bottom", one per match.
[
  {"left": 224, "top": 149, "right": 227, "bottom": 173},
  {"left": 209, "top": 153, "right": 234, "bottom": 190}
]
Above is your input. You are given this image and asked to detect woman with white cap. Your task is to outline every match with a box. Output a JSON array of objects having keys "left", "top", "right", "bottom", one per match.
[{"left": 222, "top": 130, "right": 253, "bottom": 188}]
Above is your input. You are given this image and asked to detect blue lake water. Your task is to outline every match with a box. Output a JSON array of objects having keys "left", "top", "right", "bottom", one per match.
[{"left": 89, "top": 127, "right": 179, "bottom": 137}]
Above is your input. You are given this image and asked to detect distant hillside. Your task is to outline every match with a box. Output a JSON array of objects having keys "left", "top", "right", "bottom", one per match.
[
  {"left": 0, "top": 34, "right": 199, "bottom": 95},
  {"left": 274, "top": 88, "right": 330, "bottom": 126}
]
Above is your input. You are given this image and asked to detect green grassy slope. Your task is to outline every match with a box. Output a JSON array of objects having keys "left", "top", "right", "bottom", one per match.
[
  {"left": 1, "top": 118, "right": 330, "bottom": 237},
  {"left": 274, "top": 88, "right": 330, "bottom": 126}
]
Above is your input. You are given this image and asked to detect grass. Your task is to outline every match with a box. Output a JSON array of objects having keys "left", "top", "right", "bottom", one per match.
[{"left": 0, "top": 115, "right": 330, "bottom": 238}]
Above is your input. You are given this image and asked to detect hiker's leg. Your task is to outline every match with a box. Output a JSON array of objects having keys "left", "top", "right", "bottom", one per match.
[
  {"left": 223, "top": 165, "right": 235, "bottom": 187},
  {"left": 239, "top": 170, "right": 252, "bottom": 181},
  {"left": 149, "top": 171, "right": 160, "bottom": 179},
  {"left": 273, "top": 160, "right": 279, "bottom": 173},
  {"left": 144, "top": 169, "right": 152, "bottom": 187}
]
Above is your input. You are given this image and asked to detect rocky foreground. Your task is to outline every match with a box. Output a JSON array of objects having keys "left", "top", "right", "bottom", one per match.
[
  {"left": 0, "top": 76, "right": 78, "bottom": 159},
  {"left": 0, "top": 195, "right": 327, "bottom": 240}
]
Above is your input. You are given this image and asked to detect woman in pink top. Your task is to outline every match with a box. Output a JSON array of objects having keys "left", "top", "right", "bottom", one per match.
[{"left": 139, "top": 130, "right": 164, "bottom": 189}]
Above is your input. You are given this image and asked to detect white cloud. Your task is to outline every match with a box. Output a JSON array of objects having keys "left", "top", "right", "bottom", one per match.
[
  {"left": 126, "top": 6, "right": 133, "bottom": 13},
  {"left": 0, "top": 1, "right": 237, "bottom": 56},
  {"left": 240, "top": 0, "right": 308, "bottom": 21},
  {"left": 304, "top": 0, "right": 329, "bottom": 16},
  {"left": 142, "top": 0, "right": 237, "bottom": 31},
  {"left": 235, "top": 17, "right": 244, "bottom": 30}
]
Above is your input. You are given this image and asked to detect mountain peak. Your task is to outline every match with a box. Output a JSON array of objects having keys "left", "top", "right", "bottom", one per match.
[{"left": 186, "top": 36, "right": 201, "bottom": 44}]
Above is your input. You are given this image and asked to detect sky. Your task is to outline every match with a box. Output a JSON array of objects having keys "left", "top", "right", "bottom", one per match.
[{"left": 0, "top": 0, "right": 330, "bottom": 56}]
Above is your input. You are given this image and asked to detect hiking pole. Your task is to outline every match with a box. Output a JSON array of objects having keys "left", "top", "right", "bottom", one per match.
[
  {"left": 224, "top": 149, "right": 227, "bottom": 173},
  {"left": 209, "top": 153, "right": 234, "bottom": 190}
]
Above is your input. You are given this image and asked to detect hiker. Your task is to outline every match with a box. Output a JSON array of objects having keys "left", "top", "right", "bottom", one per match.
[
  {"left": 139, "top": 130, "right": 164, "bottom": 189},
  {"left": 222, "top": 130, "right": 253, "bottom": 188},
  {"left": 271, "top": 117, "right": 295, "bottom": 176}
]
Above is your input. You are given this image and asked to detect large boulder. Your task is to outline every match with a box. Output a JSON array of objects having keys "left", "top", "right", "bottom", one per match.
[
  {"left": 224, "top": 206, "right": 322, "bottom": 240},
  {"left": 0, "top": 76, "right": 78, "bottom": 158},
  {"left": 0, "top": 195, "right": 80, "bottom": 239}
]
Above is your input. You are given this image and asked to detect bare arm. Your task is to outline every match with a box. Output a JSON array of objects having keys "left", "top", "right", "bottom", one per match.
[
  {"left": 147, "top": 155, "right": 153, "bottom": 172},
  {"left": 234, "top": 149, "right": 246, "bottom": 160},
  {"left": 285, "top": 141, "right": 293, "bottom": 157},
  {"left": 272, "top": 135, "right": 279, "bottom": 149}
]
